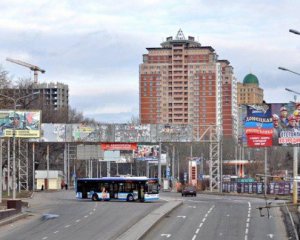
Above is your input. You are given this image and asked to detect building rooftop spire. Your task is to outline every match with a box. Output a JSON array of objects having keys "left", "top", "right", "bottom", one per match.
[{"left": 176, "top": 29, "right": 185, "bottom": 40}]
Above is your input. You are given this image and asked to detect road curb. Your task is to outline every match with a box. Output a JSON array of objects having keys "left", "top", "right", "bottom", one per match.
[
  {"left": 0, "top": 212, "right": 29, "bottom": 227},
  {"left": 116, "top": 200, "right": 183, "bottom": 240}
]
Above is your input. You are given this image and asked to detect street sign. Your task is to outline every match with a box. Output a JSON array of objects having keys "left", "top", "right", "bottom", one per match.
[
  {"left": 184, "top": 172, "right": 187, "bottom": 182},
  {"left": 166, "top": 167, "right": 170, "bottom": 179}
]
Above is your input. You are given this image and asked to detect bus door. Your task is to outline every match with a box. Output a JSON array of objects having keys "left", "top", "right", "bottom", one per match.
[
  {"left": 138, "top": 183, "right": 145, "bottom": 202},
  {"left": 109, "top": 183, "right": 118, "bottom": 199},
  {"left": 82, "top": 187, "right": 88, "bottom": 198},
  {"left": 79, "top": 182, "right": 88, "bottom": 198}
]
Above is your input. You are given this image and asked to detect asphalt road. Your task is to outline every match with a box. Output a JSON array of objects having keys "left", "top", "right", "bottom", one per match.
[
  {"left": 0, "top": 190, "right": 163, "bottom": 240},
  {"left": 142, "top": 193, "right": 288, "bottom": 240}
]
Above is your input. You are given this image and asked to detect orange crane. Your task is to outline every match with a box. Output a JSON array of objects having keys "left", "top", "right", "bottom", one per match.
[{"left": 6, "top": 57, "right": 46, "bottom": 83}]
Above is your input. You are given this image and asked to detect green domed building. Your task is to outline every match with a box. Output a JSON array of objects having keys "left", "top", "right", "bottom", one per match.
[
  {"left": 243, "top": 73, "right": 259, "bottom": 85},
  {"left": 237, "top": 73, "right": 264, "bottom": 104}
]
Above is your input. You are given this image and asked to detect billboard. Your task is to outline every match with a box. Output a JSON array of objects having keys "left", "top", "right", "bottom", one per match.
[
  {"left": 101, "top": 143, "right": 137, "bottom": 151},
  {"left": 271, "top": 103, "right": 300, "bottom": 145},
  {"left": 242, "top": 103, "right": 300, "bottom": 147},
  {"left": 0, "top": 110, "right": 41, "bottom": 138},
  {"left": 244, "top": 104, "right": 273, "bottom": 147},
  {"left": 40, "top": 124, "right": 66, "bottom": 142},
  {"left": 134, "top": 144, "right": 159, "bottom": 161}
]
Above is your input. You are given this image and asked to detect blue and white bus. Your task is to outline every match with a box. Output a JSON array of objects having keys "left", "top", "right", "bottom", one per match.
[{"left": 76, "top": 176, "right": 160, "bottom": 202}]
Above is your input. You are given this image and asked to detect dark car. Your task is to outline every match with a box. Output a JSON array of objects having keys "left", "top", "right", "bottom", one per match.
[{"left": 182, "top": 186, "right": 197, "bottom": 197}]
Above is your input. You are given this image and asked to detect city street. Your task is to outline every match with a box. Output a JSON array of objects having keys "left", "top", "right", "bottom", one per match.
[
  {"left": 0, "top": 191, "right": 289, "bottom": 240},
  {"left": 143, "top": 193, "right": 288, "bottom": 240},
  {"left": 0, "top": 190, "right": 163, "bottom": 240}
]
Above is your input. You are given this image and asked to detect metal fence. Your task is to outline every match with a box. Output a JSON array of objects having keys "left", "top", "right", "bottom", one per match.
[{"left": 222, "top": 181, "right": 293, "bottom": 195}]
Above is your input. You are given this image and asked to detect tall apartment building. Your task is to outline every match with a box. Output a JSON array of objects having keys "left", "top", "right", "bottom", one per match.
[
  {"left": 139, "top": 29, "right": 237, "bottom": 137},
  {"left": 237, "top": 73, "right": 264, "bottom": 105},
  {"left": 219, "top": 60, "right": 237, "bottom": 137}
]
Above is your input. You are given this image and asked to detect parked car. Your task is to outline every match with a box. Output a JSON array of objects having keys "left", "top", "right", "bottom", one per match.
[{"left": 182, "top": 186, "right": 197, "bottom": 197}]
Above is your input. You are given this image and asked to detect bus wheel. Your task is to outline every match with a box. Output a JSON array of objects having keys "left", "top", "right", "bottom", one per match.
[
  {"left": 127, "top": 194, "right": 134, "bottom": 202},
  {"left": 92, "top": 194, "right": 98, "bottom": 201}
]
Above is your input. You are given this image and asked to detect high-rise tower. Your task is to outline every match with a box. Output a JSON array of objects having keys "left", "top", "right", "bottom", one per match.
[{"left": 139, "top": 29, "right": 237, "bottom": 137}]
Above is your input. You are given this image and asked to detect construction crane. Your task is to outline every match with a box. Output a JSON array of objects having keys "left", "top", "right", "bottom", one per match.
[{"left": 6, "top": 57, "right": 46, "bottom": 83}]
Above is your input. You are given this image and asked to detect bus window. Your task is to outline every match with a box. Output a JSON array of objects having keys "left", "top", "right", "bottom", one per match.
[
  {"left": 119, "top": 183, "right": 124, "bottom": 192},
  {"left": 146, "top": 182, "right": 159, "bottom": 194},
  {"left": 125, "top": 183, "right": 132, "bottom": 192}
]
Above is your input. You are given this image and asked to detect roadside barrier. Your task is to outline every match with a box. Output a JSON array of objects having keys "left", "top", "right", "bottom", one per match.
[{"left": 222, "top": 181, "right": 293, "bottom": 195}]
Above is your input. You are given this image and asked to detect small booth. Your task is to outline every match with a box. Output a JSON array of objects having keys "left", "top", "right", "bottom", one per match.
[{"left": 35, "top": 170, "right": 64, "bottom": 190}]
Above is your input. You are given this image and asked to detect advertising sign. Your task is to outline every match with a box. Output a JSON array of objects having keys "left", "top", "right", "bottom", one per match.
[
  {"left": 242, "top": 103, "right": 300, "bottom": 147},
  {"left": 271, "top": 103, "right": 300, "bottom": 145},
  {"left": 244, "top": 104, "right": 273, "bottom": 147},
  {"left": 0, "top": 110, "right": 41, "bottom": 138},
  {"left": 134, "top": 144, "right": 159, "bottom": 161},
  {"left": 101, "top": 143, "right": 137, "bottom": 151},
  {"left": 104, "top": 151, "right": 121, "bottom": 161},
  {"left": 40, "top": 124, "right": 66, "bottom": 142}
]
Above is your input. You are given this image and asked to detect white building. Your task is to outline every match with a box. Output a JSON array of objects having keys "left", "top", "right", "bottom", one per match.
[{"left": 35, "top": 170, "right": 64, "bottom": 190}]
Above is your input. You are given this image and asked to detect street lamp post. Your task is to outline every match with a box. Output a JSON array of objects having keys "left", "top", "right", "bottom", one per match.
[
  {"left": 0, "top": 92, "right": 39, "bottom": 199},
  {"left": 278, "top": 67, "right": 300, "bottom": 76},
  {"left": 290, "top": 29, "right": 300, "bottom": 35}
]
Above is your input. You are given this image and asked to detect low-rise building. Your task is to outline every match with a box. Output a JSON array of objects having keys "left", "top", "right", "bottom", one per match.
[{"left": 35, "top": 170, "right": 64, "bottom": 190}]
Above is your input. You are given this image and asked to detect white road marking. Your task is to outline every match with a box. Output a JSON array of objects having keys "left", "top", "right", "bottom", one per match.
[
  {"left": 89, "top": 212, "right": 93, "bottom": 215},
  {"left": 53, "top": 231, "right": 59, "bottom": 234},
  {"left": 42, "top": 237, "right": 48, "bottom": 240},
  {"left": 93, "top": 208, "right": 96, "bottom": 211},
  {"left": 226, "top": 214, "right": 230, "bottom": 217},
  {"left": 64, "top": 225, "right": 70, "bottom": 228},
  {"left": 84, "top": 215, "right": 88, "bottom": 218},
  {"left": 245, "top": 202, "right": 251, "bottom": 240},
  {"left": 267, "top": 233, "right": 274, "bottom": 238},
  {"left": 161, "top": 233, "right": 171, "bottom": 238},
  {"left": 191, "top": 205, "right": 215, "bottom": 239},
  {"left": 76, "top": 219, "right": 81, "bottom": 223},
  {"left": 177, "top": 215, "right": 186, "bottom": 219}
]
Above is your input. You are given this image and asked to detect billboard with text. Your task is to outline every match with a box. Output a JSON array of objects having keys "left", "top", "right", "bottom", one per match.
[
  {"left": 244, "top": 104, "right": 273, "bottom": 147},
  {"left": 242, "top": 103, "right": 300, "bottom": 147},
  {"left": 0, "top": 110, "right": 41, "bottom": 138}
]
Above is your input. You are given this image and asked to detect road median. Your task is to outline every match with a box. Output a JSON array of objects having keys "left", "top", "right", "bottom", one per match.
[{"left": 116, "top": 199, "right": 183, "bottom": 240}]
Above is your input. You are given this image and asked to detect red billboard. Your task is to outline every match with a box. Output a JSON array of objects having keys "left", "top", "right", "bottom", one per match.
[{"left": 100, "top": 143, "right": 137, "bottom": 151}]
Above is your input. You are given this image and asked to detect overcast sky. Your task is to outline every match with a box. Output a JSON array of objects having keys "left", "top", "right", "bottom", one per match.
[{"left": 1, "top": 0, "right": 300, "bottom": 123}]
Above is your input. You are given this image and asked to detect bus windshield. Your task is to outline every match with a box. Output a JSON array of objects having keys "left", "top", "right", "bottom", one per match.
[{"left": 146, "top": 180, "right": 159, "bottom": 194}]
